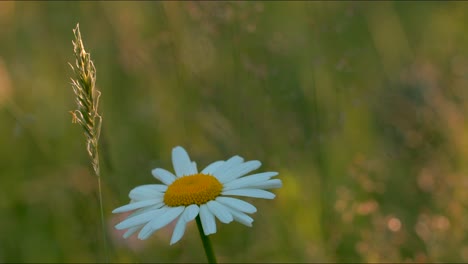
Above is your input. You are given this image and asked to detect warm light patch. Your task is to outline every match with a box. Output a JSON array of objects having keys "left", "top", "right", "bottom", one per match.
[
  {"left": 387, "top": 217, "right": 402, "bottom": 232},
  {"left": 164, "top": 174, "right": 222, "bottom": 206}
]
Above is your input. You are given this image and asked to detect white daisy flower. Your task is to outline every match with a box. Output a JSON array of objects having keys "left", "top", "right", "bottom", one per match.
[{"left": 113, "top": 146, "right": 282, "bottom": 245}]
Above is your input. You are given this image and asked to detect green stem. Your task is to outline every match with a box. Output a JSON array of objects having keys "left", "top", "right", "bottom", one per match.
[
  {"left": 96, "top": 171, "right": 109, "bottom": 263},
  {"left": 195, "top": 215, "right": 217, "bottom": 264}
]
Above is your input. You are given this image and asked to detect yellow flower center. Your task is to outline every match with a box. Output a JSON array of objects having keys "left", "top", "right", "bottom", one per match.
[{"left": 164, "top": 174, "right": 223, "bottom": 207}]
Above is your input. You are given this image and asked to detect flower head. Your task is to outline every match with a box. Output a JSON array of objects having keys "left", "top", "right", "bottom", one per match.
[{"left": 113, "top": 146, "right": 282, "bottom": 245}]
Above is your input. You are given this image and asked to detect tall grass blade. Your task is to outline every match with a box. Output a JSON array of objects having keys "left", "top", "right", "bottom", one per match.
[{"left": 69, "top": 23, "right": 109, "bottom": 262}]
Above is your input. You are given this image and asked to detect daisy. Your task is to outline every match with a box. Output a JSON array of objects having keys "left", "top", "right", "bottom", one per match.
[{"left": 113, "top": 146, "right": 282, "bottom": 245}]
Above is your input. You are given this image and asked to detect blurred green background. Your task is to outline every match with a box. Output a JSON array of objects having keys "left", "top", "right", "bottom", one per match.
[{"left": 1, "top": 1, "right": 468, "bottom": 263}]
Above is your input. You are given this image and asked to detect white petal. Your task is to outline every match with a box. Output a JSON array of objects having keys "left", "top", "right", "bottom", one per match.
[
  {"left": 217, "top": 160, "right": 262, "bottom": 183},
  {"left": 123, "top": 225, "right": 143, "bottom": 239},
  {"left": 222, "top": 189, "right": 275, "bottom": 199},
  {"left": 201, "top": 160, "right": 224, "bottom": 175},
  {"left": 183, "top": 204, "right": 200, "bottom": 222},
  {"left": 170, "top": 205, "right": 198, "bottom": 245},
  {"left": 119, "top": 205, "right": 166, "bottom": 237},
  {"left": 150, "top": 206, "right": 185, "bottom": 230},
  {"left": 130, "top": 184, "right": 168, "bottom": 193},
  {"left": 172, "top": 146, "right": 197, "bottom": 177},
  {"left": 170, "top": 215, "right": 187, "bottom": 245},
  {"left": 129, "top": 185, "right": 166, "bottom": 201},
  {"left": 137, "top": 206, "right": 184, "bottom": 240},
  {"left": 126, "top": 203, "right": 165, "bottom": 218},
  {"left": 115, "top": 207, "right": 168, "bottom": 230},
  {"left": 216, "top": 197, "right": 257, "bottom": 214},
  {"left": 207, "top": 200, "right": 233, "bottom": 224},
  {"left": 200, "top": 204, "right": 217, "bottom": 235},
  {"left": 138, "top": 221, "right": 157, "bottom": 240},
  {"left": 224, "top": 206, "right": 253, "bottom": 227},
  {"left": 222, "top": 172, "right": 278, "bottom": 191},
  {"left": 212, "top": 156, "right": 244, "bottom": 180},
  {"left": 248, "top": 179, "right": 282, "bottom": 189},
  {"left": 112, "top": 199, "right": 162, "bottom": 214},
  {"left": 152, "top": 168, "right": 176, "bottom": 185},
  {"left": 192, "top": 161, "right": 198, "bottom": 174}
]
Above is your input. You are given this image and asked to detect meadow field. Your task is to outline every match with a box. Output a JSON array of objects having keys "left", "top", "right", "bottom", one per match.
[{"left": 0, "top": 1, "right": 467, "bottom": 262}]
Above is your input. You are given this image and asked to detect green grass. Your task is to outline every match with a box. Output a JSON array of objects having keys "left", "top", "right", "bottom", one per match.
[{"left": 1, "top": 1, "right": 468, "bottom": 262}]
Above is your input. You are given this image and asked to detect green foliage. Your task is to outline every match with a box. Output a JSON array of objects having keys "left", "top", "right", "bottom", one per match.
[{"left": 0, "top": 1, "right": 467, "bottom": 262}]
